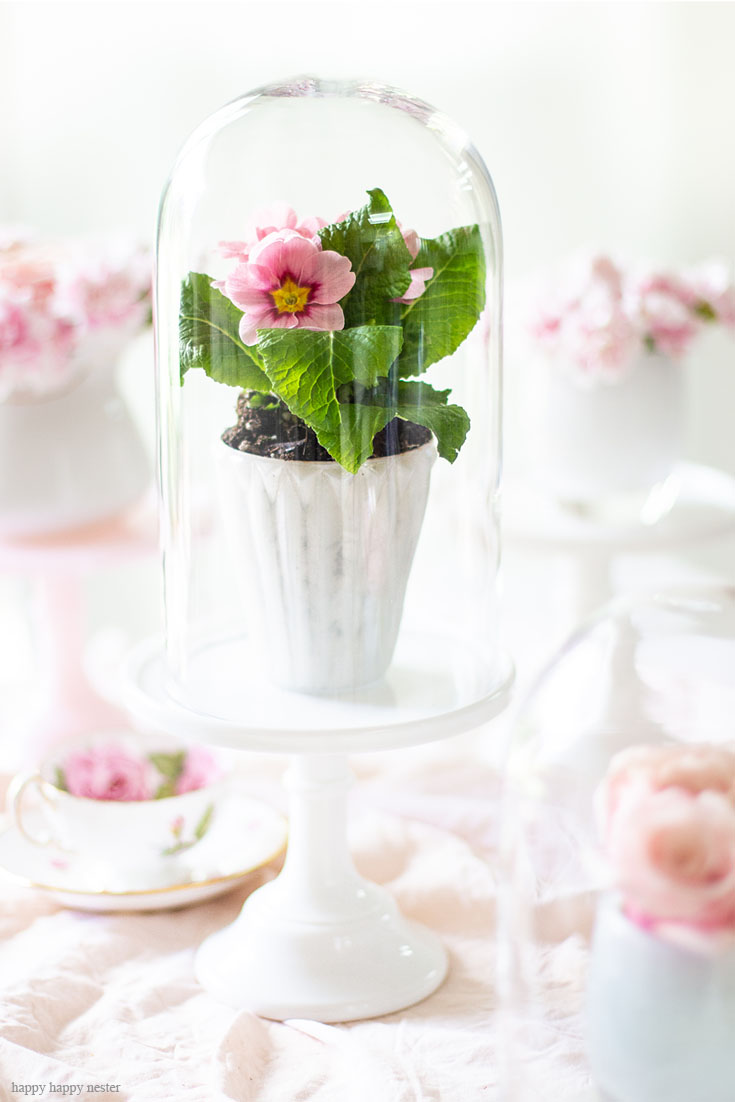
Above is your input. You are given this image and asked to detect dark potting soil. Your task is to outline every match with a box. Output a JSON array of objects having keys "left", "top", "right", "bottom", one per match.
[{"left": 222, "top": 391, "right": 432, "bottom": 462}]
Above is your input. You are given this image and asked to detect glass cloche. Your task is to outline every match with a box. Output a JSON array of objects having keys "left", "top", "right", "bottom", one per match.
[
  {"left": 134, "top": 75, "right": 509, "bottom": 750},
  {"left": 501, "top": 586, "right": 735, "bottom": 1102}
]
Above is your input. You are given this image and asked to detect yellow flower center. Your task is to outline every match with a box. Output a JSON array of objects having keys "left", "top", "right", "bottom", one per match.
[{"left": 271, "top": 277, "right": 311, "bottom": 315}]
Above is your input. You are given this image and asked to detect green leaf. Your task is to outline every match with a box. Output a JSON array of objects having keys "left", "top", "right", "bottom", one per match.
[
  {"left": 396, "top": 225, "right": 486, "bottom": 377},
  {"left": 394, "top": 381, "right": 471, "bottom": 463},
  {"left": 194, "top": 803, "right": 215, "bottom": 841},
  {"left": 338, "top": 378, "right": 470, "bottom": 464},
  {"left": 54, "top": 767, "right": 67, "bottom": 792},
  {"left": 154, "top": 779, "right": 177, "bottom": 800},
  {"left": 318, "top": 188, "right": 413, "bottom": 327},
  {"left": 179, "top": 272, "right": 270, "bottom": 391},
  {"left": 149, "top": 751, "right": 186, "bottom": 783},
  {"left": 693, "top": 299, "right": 717, "bottom": 321},
  {"left": 256, "top": 325, "right": 404, "bottom": 472}
]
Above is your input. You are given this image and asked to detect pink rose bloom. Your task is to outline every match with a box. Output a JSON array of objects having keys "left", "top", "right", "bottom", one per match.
[
  {"left": 175, "top": 746, "right": 221, "bottom": 795},
  {"left": 53, "top": 242, "right": 151, "bottom": 330},
  {"left": 0, "top": 234, "right": 150, "bottom": 400},
  {"left": 628, "top": 273, "right": 699, "bottom": 359},
  {"left": 222, "top": 229, "right": 356, "bottom": 345},
  {"left": 609, "top": 786, "right": 735, "bottom": 930},
  {"left": 219, "top": 203, "right": 326, "bottom": 264},
  {"left": 599, "top": 743, "right": 735, "bottom": 838},
  {"left": 61, "top": 744, "right": 154, "bottom": 802},
  {"left": 529, "top": 254, "right": 638, "bottom": 381}
]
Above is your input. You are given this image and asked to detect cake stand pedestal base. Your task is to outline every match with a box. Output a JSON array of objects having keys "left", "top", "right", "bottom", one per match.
[{"left": 195, "top": 752, "right": 447, "bottom": 1022}]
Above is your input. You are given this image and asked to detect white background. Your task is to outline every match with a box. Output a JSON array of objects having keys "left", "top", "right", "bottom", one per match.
[
  {"left": 2, "top": 0, "right": 735, "bottom": 473},
  {"left": 1, "top": 0, "right": 735, "bottom": 756}
]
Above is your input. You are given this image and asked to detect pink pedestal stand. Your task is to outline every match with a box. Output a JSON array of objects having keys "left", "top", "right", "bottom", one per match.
[{"left": 0, "top": 499, "right": 158, "bottom": 766}]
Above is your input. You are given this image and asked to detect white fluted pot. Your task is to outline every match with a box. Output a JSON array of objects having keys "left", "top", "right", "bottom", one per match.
[
  {"left": 216, "top": 440, "right": 437, "bottom": 694},
  {"left": 587, "top": 897, "right": 735, "bottom": 1102},
  {"left": 0, "top": 349, "right": 150, "bottom": 537},
  {"left": 533, "top": 353, "right": 685, "bottom": 511}
]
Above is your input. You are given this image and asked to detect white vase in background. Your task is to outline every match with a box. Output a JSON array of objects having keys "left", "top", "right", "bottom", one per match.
[
  {"left": 216, "top": 440, "right": 437, "bottom": 694},
  {"left": 587, "top": 896, "right": 735, "bottom": 1102},
  {"left": 0, "top": 336, "right": 150, "bottom": 538},
  {"left": 533, "top": 352, "right": 685, "bottom": 521}
]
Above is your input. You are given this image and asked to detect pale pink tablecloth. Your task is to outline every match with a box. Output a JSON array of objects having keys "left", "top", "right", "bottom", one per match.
[{"left": 0, "top": 740, "right": 593, "bottom": 1102}]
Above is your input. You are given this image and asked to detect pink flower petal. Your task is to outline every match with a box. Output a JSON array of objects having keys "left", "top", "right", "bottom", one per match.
[
  {"left": 277, "top": 236, "right": 323, "bottom": 286},
  {"left": 310, "top": 251, "right": 356, "bottom": 303},
  {"left": 218, "top": 240, "right": 250, "bottom": 262},
  {"left": 298, "top": 215, "right": 327, "bottom": 237},
  {"left": 226, "top": 262, "right": 278, "bottom": 294},
  {"left": 248, "top": 229, "right": 307, "bottom": 269},
  {"left": 394, "top": 267, "right": 434, "bottom": 302},
  {"left": 302, "top": 302, "right": 345, "bottom": 331},
  {"left": 402, "top": 228, "right": 420, "bottom": 261}
]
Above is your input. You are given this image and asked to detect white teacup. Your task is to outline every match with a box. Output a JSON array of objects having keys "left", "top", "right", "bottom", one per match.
[{"left": 7, "top": 733, "right": 227, "bottom": 876}]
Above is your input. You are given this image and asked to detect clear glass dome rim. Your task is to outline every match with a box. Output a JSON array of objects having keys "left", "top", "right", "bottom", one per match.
[
  {"left": 508, "top": 582, "right": 735, "bottom": 754},
  {"left": 162, "top": 73, "right": 500, "bottom": 211}
]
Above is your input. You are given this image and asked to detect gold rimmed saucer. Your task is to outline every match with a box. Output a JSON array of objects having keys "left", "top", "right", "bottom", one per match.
[{"left": 0, "top": 782, "right": 288, "bottom": 912}]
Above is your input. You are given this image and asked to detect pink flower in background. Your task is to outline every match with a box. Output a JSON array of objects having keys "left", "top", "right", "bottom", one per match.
[
  {"left": 597, "top": 742, "right": 735, "bottom": 947},
  {"left": 530, "top": 254, "right": 638, "bottom": 381},
  {"left": 609, "top": 786, "right": 735, "bottom": 931},
  {"left": 0, "top": 232, "right": 151, "bottom": 401},
  {"left": 222, "top": 229, "right": 355, "bottom": 345},
  {"left": 598, "top": 743, "right": 735, "bottom": 838},
  {"left": 526, "top": 253, "right": 735, "bottom": 383},
  {"left": 60, "top": 744, "right": 154, "bottom": 802},
  {"left": 219, "top": 203, "right": 327, "bottom": 264},
  {"left": 686, "top": 261, "right": 735, "bottom": 327},
  {"left": 628, "top": 271, "right": 699, "bottom": 359},
  {"left": 175, "top": 747, "right": 221, "bottom": 795},
  {"left": 53, "top": 242, "right": 151, "bottom": 330}
]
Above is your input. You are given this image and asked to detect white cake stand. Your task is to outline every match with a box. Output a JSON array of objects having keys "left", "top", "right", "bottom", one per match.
[
  {"left": 0, "top": 498, "right": 159, "bottom": 766},
  {"left": 505, "top": 463, "right": 735, "bottom": 622},
  {"left": 123, "top": 636, "right": 512, "bottom": 1022}
]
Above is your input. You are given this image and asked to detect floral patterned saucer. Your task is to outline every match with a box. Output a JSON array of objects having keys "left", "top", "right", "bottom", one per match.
[{"left": 0, "top": 779, "right": 287, "bottom": 912}]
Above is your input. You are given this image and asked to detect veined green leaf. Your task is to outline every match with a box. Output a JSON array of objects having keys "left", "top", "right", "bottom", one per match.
[
  {"left": 319, "top": 189, "right": 413, "bottom": 327},
  {"left": 342, "top": 378, "right": 470, "bottom": 464},
  {"left": 256, "top": 325, "right": 404, "bottom": 472},
  {"left": 394, "top": 380, "right": 471, "bottom": 463},
  {"left": 179, "top": 272, "right": 270, "bottom": 391},
  {"left": 396, "top": 225, "right": 486, "bottom": 377},
  {"left": 149, "top": 751, "right": 186, "bottom": 782}
]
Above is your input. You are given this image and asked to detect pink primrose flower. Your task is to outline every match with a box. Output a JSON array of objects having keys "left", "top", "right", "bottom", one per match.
[
  {"left": 60, "top": 743, "right": 155, "bottom": 802},
  {"left": 219, "top": 203, "right": 327, "bottom": 264},
  {"left": 222, "top": 229, "right": 356, "bottom": 345},
  {"left": 175, "top": 746, "right": 222, "bottom": 795},
  {"left": 609, "top": 785, "right": 735, "bottom": 930}
]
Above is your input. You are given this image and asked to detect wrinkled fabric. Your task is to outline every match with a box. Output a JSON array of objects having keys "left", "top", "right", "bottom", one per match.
[{"left": 0, "top": 742, "right": 591, "bottom": 1101}]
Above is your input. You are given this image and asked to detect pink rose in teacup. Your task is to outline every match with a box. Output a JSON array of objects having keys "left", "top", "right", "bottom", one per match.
[
  {"left": 61, "top": 743, "right": 156, "bottom": 801},
  {"left": 174, "top": 746, "right": 220, "bottom": 796},
  {"left": 609, "top": 786, "right": 735, "bottom": 930},
  {"left": 8, "top": 735, "right": 228, "bottom": 877}
]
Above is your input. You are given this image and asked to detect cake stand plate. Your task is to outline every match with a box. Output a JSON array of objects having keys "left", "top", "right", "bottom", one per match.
[
  {"left": 122, "top": 630, "right": 513, "bottom": 754},
  {"left": 123, "top": 638, "right": 512, "bottom": 1021}
]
